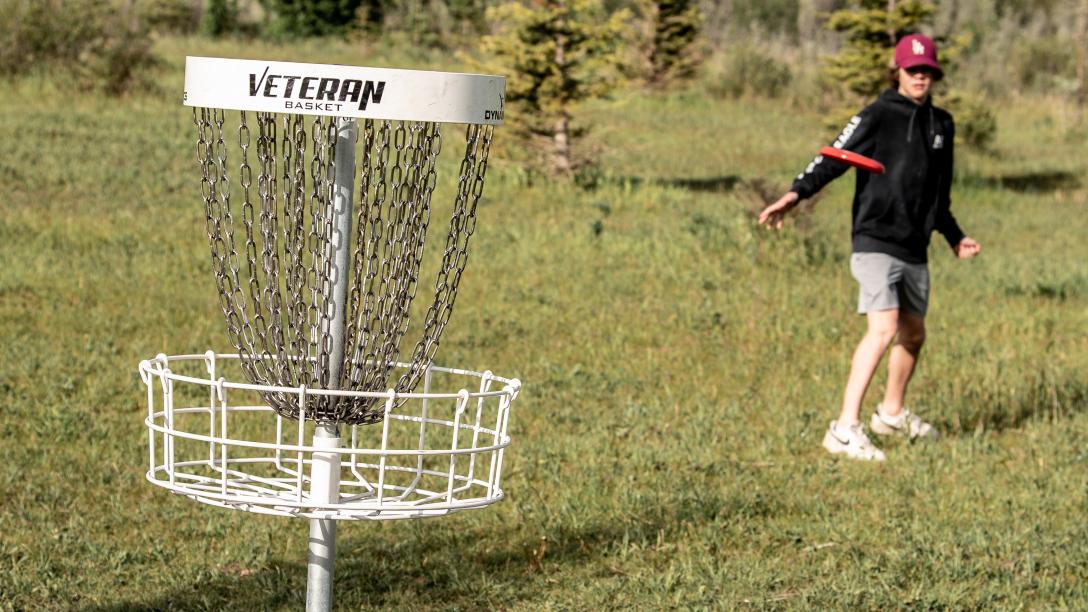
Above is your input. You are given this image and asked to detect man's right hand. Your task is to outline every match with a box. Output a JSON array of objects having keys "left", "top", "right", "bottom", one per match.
[{"left": 758, "top": 192, "right": 800, "bottom": 230}]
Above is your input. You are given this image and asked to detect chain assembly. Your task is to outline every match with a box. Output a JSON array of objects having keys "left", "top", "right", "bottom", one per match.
[{"left": 193, "top": 109, "right": 494, "bottom": 424}]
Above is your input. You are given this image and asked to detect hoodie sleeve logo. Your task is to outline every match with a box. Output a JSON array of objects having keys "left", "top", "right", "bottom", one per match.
[{"left": 799, "top": 115, "right": 863, "bottom": 178}]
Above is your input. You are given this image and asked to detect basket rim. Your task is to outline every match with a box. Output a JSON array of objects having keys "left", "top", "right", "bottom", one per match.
[
  {"left": 184, "top": 56, "right": 506, "bottom": 125},
  {"left": 139, "top": 352, "right": 521, "bottom": 401}
]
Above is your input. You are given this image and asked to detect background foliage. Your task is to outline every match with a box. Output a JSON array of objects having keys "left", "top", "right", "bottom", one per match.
[
  {"left": 202, "top": 0, "right": 240, "bottom": 36},
  {"left": 639, "top": 0, "right": 704, "bottom": 89},
  {"left": 475, "top": 0, "right": 632, "bottom": 174},
  {"left": 0, "top": 0, "right": 159, "bottom": 94},
  {"left": 256, "top": 0, "right": 376, "bottom": 36}
]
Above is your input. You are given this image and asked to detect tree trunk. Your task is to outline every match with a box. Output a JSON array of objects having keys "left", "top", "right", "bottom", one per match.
[
  {"left": 1076, "top": 0, "right": 1088, "bottom": 109},
  {"left": 552, "top": 24, "right": 572, "bottom": 173},
  {"left": 797, "top": 0, "right": 817, "bottom": 54},
  {"left": 886, "top": 0, "right": 898, "bottom": 45},
  {"left": 553, "top": 112, "right": 572, "bottom": 174},
  {"left": 944, "top": 0, "right": 960, "bottom": 38}
]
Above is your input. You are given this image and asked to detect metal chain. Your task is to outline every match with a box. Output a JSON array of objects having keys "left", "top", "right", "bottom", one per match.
[
  {"left": 207, "top": 109, "right": 253, "bottom": 375},
  {"left": 305, "top": 117, "right": 325, "bottom": 386},
  {"left": 343, "top": 118, "right": 374, "bottom": 385},
  {"left": 237, "top": 112, "right": 275, "bottom": 385},
  {"left": 371, "top": 121, "right": 413, "bottom": 391},
  {"left": 255, "top": 112, "right": 290, "bottom": 387},
  {"left": 315, "top": 118, "right": 340, "bottom": 419},
  {"left": 345, "top": 120, "right": 391, "bottom": 409},
  {"left": 196, "top": 110, "right": 493, "bottom": 425},
  {"left": 287, "top": 114, "right": 310, "bottom": 397},
  {"left": 399, "top": 123, "right": 488, "bottom": 394}
]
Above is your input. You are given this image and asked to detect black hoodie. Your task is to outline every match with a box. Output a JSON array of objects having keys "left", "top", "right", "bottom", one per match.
[{"left": 791, "top": 89, "right": 965, "bottom": 263}]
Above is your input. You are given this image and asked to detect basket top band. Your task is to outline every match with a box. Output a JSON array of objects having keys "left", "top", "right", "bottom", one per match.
[{"left": 183, "top": 56, "right": 505, "bottom": 125}]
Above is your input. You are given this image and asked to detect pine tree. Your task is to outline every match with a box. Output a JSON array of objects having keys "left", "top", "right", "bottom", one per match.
[
  {"left": 641, "top": 0, "right": 703, "bottom": 88},
  {"left": 823, "top": 0, "right": 936, "bottom": 97},
  {"left": 477, "top": 0, "right": 630, "bottom": 174},
  {"left": 202, "top": 0, "right": 238, "bottom": 37},
  {"left": 258, "top": 0, "right": 381, "bottom": 37},
  {"left": 822, "top": 0, "right": 997, "bottom": 150}
]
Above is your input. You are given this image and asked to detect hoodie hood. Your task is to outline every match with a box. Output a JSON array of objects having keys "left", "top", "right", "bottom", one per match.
[{"left": 879, "top": 88, "right": 935, "bottom": 143}]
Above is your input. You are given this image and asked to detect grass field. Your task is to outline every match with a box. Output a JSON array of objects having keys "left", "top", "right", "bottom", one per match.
[{"left": 1, "top": 37, "right": 1087, "bottom": 610}]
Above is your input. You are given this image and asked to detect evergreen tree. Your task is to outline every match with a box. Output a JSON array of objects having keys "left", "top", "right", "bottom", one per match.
[
  {"left": 477, "top": 0, "right": 630, "bottom": 174},
  {"left": 822, "top": 0, "right": 997, "bottom": 150},
  {"left": 823, "top": 0, "right": 936, "bottom": 98},
  {"left": 446, "top": 0, "right": 487, "bottom": 35},
  {"left": 202, "top": 0, "right": 238, "bottom": 38},
  {"left": 258, "top": 0, "right": 383, "bottom": 37},
  {"left": 641, "top": 0, "right": 703, "bottom": 88}
]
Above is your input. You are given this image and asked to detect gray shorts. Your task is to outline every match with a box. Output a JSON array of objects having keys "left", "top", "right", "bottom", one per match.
[{"left": 850, "top": 252, "right": 929, "bottom": 316}]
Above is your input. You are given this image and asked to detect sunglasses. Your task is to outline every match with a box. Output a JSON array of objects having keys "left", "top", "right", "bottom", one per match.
[{"left": 903, "top": 66, "right": 938, "bottom": 78}]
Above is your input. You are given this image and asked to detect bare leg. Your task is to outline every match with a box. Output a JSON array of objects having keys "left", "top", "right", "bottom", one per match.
[
  {"left": 838, "top": 309, "right": 899, "bottom": 426},
  {"left": 881, "top": 311, "right": 925, "bottom": 417}
]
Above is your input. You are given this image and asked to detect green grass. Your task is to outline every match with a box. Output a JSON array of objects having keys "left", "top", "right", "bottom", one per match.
[{"left": 1, "top": 37, "right": 1086, "bottom": 610}]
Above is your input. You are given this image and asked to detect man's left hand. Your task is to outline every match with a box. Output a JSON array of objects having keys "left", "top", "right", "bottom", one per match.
[{"left": 955, "top": 237, "right": 981, "bottom": 259}]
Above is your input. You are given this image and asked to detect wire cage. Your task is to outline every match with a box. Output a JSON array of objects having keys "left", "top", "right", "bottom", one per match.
[{"left": 140, "top": 352, "right": 518, "bottom": 520}]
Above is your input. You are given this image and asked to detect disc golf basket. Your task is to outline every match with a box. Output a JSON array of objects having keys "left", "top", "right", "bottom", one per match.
[{"left": 138, "top": 57, "right": 519, "bottom": 611}]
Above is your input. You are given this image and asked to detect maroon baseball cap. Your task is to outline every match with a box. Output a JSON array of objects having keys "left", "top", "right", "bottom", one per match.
[{"left": 894, "top": 34, "right": 943, "bottom": 78}]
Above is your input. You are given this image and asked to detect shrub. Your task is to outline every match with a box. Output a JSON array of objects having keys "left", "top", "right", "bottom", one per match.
[
  {"left": 141, "top": 0, "right": 202, "bottom": 34},
  {"left": 943, "top": 90, "right": 998, "bottom": 151},
  {"left": 378, "top": 0, "right": 489, "bottom": 47},
  {"left": 202, "top": 0, "right": 239, "bottom": 37},
  {"left": 638, "top": 0, "right": 704, "bottom": 89},
  {"left": 258, "top": 0, "right": 380, "bottom": 37},
  {"left": 708, "top": 45, "right": 792, "bottom": 99},
  {"left": 1011, "top": 35, "right": 1077, "bottom": 92},
  {"left": 445, "top": 0, "right": 487, "bottom": 34},
  {"left": 378, "top": 0, "right": 452, "bottom": 48},
  {"left": 0, "top": 0, "right": 157, "bottom": 95},
  {"left": 731, "top": 0, "right": 799, "bottom": 36}
]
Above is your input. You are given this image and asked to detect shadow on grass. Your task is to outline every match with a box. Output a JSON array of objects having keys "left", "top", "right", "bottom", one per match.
[
  {"left": 88, "top": 558, "right": 304, "bottom": 611},
  {"left": 961, "top": 170, "right": 1080, "bottom": 193},
  {"left": 609, "top": 175, "right": 742, "bottom": 193},
  {"left": 88, "top": 488, "right": 770, "bottom": 610}
]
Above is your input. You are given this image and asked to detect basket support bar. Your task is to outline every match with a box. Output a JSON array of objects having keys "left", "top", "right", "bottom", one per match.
[
  {"left": 306, "top": 426, "right": 341, "bottom": 612},
  {"left": 306, "top": 116, "right": 355, "bottom": 612}
]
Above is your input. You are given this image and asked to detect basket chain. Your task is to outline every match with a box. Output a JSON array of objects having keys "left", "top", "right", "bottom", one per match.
[{"left": 193, "top": 109, "right": 493, "bottom": 424}]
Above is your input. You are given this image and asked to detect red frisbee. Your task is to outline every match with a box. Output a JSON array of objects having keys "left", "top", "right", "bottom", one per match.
[{"left": 819, "top": 146, "right": 885, "bottom": 174}]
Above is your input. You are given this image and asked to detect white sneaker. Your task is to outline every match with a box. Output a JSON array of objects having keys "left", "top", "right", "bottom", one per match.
[
  {"left": 822, "top": 421, "right": 886, "bottom": 461},
  {"left": 870, "top": 404, "right": 938, "bottom": 441}
]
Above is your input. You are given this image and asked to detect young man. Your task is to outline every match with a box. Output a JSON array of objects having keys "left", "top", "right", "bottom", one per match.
[{"left": 758, "top": 34, "right": 981, "bottom": 461}]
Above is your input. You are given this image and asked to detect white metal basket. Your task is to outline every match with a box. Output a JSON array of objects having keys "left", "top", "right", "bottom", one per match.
[
  {"left": 160, "top": 57, "right": 513, "bottom": 609},
  {"left": 139, "top": 352, "right": 519, "bottom": 521}
]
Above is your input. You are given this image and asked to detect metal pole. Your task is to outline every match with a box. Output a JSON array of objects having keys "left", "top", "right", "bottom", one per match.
[
  {"left": 306, "top": 424, "right": 340, "bottom": 612},
  {"left": 326, "top": 117, "right": 357, "bottom": 391},
  {"left": 306, "top": 116, "right": 356, "bottom": 612}
]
